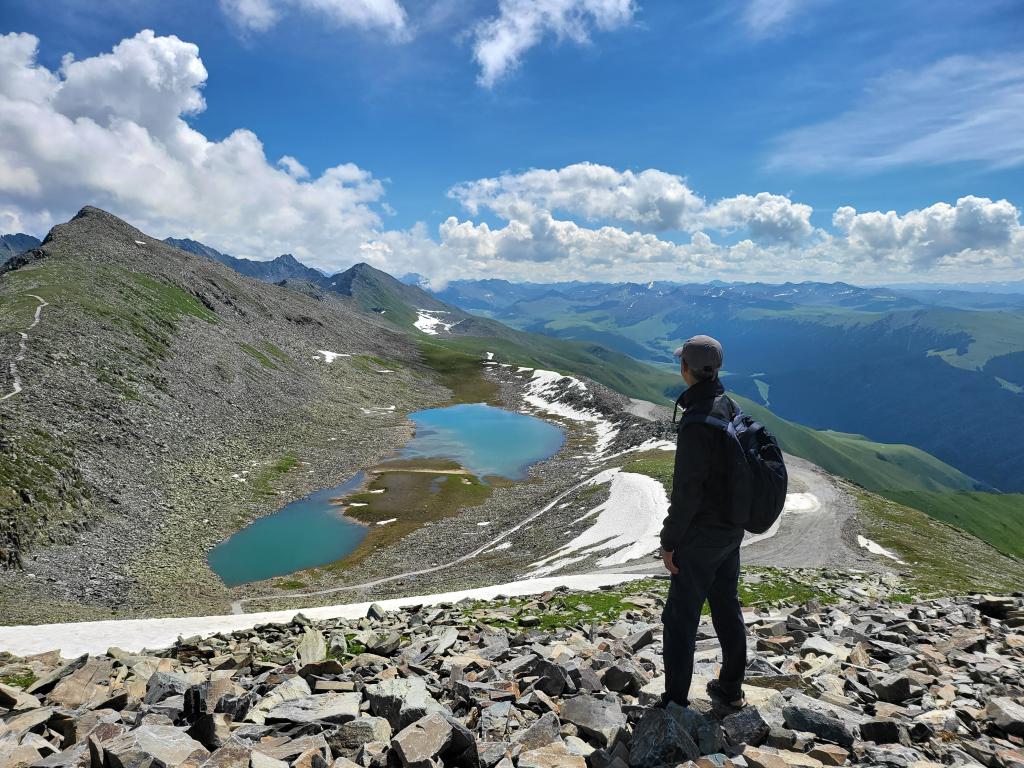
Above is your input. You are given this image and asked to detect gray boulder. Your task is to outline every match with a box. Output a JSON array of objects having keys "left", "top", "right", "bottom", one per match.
[
  {"left": 102, "top": 723, "right": 209, "bottom": 768},
  {"left": 985, "top": 697, "right": 1024, "bottom": 736},
  {"left": 722, "top": 706, "right": 770, "bottom": 746},
  {"left": 628, "top": 707, "right": 700, "bottom": 768},
  {"left": 601, "top": 659, "right": 649, "bottom": 696},
  {"left": 265, "top": 692, "right": 361, "bottom": 725},
  {"left": 871, "top": 672, "right": 925, "bottom": 704},
  {"left": 365, "top": 677, "right": 447, "bottom": 731},
  {"left": 391, "top": 712, "right": 453, "bottom": 768},
  {"left": 560, "top": 695, "right": 626, "bottom": 748},
  {"left": 327, "top": 716, "right": 393, "bottom": 756},
  {"left": 295, "top": 628, "right": 328, "bottom": 666},
  {"left": 244, "top": 676, "right": 311, "bottom": 724},
  {"left": 144, "top": 671, "right": 191, "bottom": 705},
  {"left": 511, "top": 712, "right": 561, "bottom": 751},
  {"left": 782, "top": 705, "right": 855, "bottom": 747}
]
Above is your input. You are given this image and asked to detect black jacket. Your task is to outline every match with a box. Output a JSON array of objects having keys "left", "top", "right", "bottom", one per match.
[{"left": 659, "top": 377, "right": 743, "bottom": 551}]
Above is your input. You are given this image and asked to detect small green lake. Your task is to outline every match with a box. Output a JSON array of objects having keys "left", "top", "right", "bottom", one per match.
[{"left": 207, "top": 404, "right": 564, "bottom": 586}]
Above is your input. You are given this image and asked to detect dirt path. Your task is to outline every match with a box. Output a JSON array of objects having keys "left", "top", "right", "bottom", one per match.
[
  {"left": 1, "top": 294, "right": 48, "bottom": 403},
  {"left": 600, "top": 453, "right": 879, "bottom": 576}
]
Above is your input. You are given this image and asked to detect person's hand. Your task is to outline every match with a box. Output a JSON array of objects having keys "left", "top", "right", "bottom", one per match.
[{"left": 661, "top": 548, "right": 678, "bottom": 575}]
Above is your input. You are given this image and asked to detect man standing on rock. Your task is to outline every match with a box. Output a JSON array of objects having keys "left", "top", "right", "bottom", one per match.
[{"left": 659, "top": 334, "right": 747, "bottom": 709}]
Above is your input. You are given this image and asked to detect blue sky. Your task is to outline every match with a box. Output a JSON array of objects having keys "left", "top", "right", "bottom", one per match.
[{"left": 1, "top": 0, "right": 1022, "bottom": 284}]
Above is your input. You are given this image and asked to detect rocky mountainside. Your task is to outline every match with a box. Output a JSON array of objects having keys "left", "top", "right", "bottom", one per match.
[
  {"left": 0, "top": 207, "right": 449, "bottom": 622},
  {"left": 168, "top": 240, "right": 685, "bottom": 404},
  {"left": 164, "top": 238, "right": 329, "bottom": 286},
  {"left": 1, "top": 578, "right": 1023, "bottom": 768},
  {"left": 0, "top": 234, "right": 41, "bottom": 266}
]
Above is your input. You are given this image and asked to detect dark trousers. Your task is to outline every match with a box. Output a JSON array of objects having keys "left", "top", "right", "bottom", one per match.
[{"left": 662, "top": 528, "right": 747, "bottom": 705}]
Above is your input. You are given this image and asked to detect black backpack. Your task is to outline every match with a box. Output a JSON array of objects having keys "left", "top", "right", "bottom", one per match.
[{"left": 679, "top": 394, "right": 788, "bottom": 534}]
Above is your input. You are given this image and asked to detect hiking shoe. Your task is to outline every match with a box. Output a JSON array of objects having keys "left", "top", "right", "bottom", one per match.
[
  {"left": 706, "top": 679, "right": 746, "bottom": 709},
  {"left": 653, "top": 693, "right": 689, "bottom": 709}
]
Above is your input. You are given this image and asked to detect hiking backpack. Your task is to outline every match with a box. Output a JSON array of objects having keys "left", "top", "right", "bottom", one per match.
[{"left": 678, "top": 394, "right": 788, "bottom": 534}]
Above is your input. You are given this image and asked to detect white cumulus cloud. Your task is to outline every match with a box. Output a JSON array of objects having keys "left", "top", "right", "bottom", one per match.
[
  {"left": 0, "top": 30, "right": 394, "bottom": 273},
  {"left": 703, "top": 193, "right": 814, "bottom": 243},
  {"left": 831, "top": 196, "right": 1022, "bottom": 270},
  {"left": 438, "top": 163, "right": 1023, "bottom": 283},
  {"left": 472, "top": 0, "right": 636, "bottom": 87},
  {"left": 449, "top": 162, "right": 815, "bottom": 244},
  {"left": 770, "top": 54, "right": 1024, "bottom": 172}
]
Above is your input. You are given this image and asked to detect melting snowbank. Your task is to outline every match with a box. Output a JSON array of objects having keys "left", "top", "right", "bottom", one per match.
[
  {"left": 521, "top": 369, "right": 619, "bottom": 458},
  {"left": 857, "top": 535, "right": 906, "bottom": 564},
  {"left": 0, "top": 573, "right": 645, "bottom": 657},
  {"left": 315, "top": 350, "right": 350, "bottom": 363},
  {"left": 528, "top": 469, "right": 667, "bottom": 577},
  {"left": 414, "top": 309, "right": 458, "bottom": 335}
]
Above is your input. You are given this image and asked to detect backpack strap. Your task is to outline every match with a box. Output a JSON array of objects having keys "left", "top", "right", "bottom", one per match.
[
  {"left": 681, "top": 394, "right": 742, "bottom": 432},
  {"left": 681, "top": 410, "right": 732, "bottom": 431}
]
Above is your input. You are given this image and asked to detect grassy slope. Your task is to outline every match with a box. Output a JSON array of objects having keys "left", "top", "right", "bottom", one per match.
[
  {"left": 733, "top": 396, "right": 1024, "bottom": 561},
  {"left": 420, "top": 333, "right": 681, "bottom": 404},
  {"left": 734, "top": 395, "right": 978, "bottom": 494},
  {"left": 855, "top": 487, "right": 1024, "bottom": 595},
  {"left": 883, "top": 490, "right": 1024, "bottom": 559}
]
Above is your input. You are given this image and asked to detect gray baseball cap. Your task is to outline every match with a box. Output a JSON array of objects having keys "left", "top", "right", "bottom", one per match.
[{"left": 673, "top": 335, "right": 723, "bottom": 376}]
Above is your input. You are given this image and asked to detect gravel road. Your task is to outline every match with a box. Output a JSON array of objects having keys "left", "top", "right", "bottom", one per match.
[{"left": 600, "top": 452, "right": 882, "bottom": 576}]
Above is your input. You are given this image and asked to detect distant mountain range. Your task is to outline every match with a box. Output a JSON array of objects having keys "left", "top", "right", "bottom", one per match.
[
  {"left": 163, "top": 238, "right": 327, "bottom": 285},
  {"left": 0, "top": 233, "right": 41, "bottom": 265},
  {"left": 427, "top": 278, "right": 1024, "bottom": 494}
]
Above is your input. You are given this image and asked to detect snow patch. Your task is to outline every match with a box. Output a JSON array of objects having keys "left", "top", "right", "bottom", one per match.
[
  {"left": 376, "top": 518, "right": 398, "bottom": 526},
  {"left": 485, "top": 352, "right": 495, "bottom": 361},
  {"left": 361, "top": 405, "right": 396, "bottom": 415},
  {"left": 857, "top": 535, "right": 906, "bottom": 564},
  {"left": 604, "top": 439, "right": 675, "bottom": 461},
  {"left": 0, "top": 573, "right": 646, "bottom": 657},
  {"left": 521, "top": 369, "right": 618, "bottom": 458},
  {"left": 415, "top": 309, "right": 458, "bottom": 336},
  {"left": 527, "top": 469, "right": 667, "bottom": 576},
  {"left": 316, "top": 350, "right": 351, "bottom": 364},
  {"left": 134, "top": 239, "right": 146, "bottom": 245}
]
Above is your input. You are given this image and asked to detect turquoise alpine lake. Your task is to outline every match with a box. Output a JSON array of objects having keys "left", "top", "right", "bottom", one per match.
[
  {"left": 207, "top": 473, "right": 368, "bottom": 587},
  {"left": 208, "top": 404, "right": 564, "bottom": 585},
  {"left": 399, "top": 403, "right": 565, "bottom": 480}
]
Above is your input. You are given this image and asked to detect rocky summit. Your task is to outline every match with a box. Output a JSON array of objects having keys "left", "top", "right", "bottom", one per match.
[{"left": 1, "top": 580, "right": 1023, "bottom": 768}]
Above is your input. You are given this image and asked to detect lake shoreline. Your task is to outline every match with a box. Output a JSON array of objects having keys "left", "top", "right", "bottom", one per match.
[{"left": 206, "top": 401, "right": 566, "bottom": 587}]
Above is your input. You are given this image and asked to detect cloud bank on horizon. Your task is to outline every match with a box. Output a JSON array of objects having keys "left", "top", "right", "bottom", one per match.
[{"left": 0, "top": 19, "right": 1022, "bottom": 286}]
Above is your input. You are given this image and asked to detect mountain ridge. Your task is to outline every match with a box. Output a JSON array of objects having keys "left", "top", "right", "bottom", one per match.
[{"left": 0, "top": 233, "right": 41, "bottom": 266}]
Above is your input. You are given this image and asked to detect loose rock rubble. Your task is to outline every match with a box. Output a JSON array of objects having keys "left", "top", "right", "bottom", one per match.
[{"left": 1, "top": 582, "right": 1023, "bottom": 768}]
